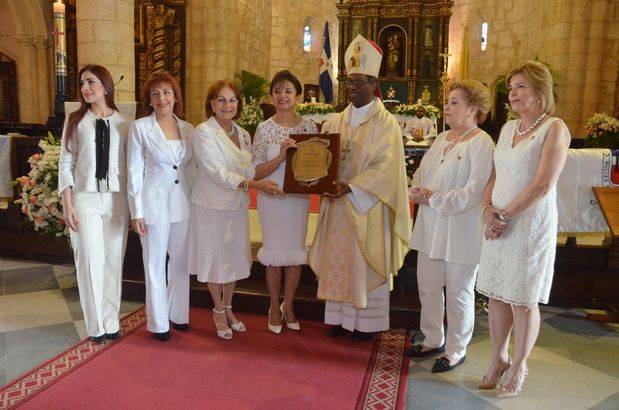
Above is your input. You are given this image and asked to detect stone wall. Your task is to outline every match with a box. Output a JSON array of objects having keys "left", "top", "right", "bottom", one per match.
[
  {"left": 449, "top": 0, "right": 619, "bottom": 136},
  {"left": 269, "top": 0, "right": 339, "bottom": 103},
  {"left": 1, "top": 0, "right": 52, "bottom": 124},
  {"left": 186, "top": 0, "right": 338, "bottom": 124},
  {"left": 76, "top": 0, "right": 135, "bottom": 102}
]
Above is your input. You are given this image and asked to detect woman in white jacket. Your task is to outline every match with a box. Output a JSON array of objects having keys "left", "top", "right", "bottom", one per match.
[
  {"left": 189, "top": 80, "right": 281, "bottom": 340},
  {"left": 58, "top": 64, "right": 131, "bottom": 344},
  {"left": 127, "top": 71, "right": 194, "bottom": 341},
  {"left": 407, "top": 80, "right": 494, "bottom": 372}
]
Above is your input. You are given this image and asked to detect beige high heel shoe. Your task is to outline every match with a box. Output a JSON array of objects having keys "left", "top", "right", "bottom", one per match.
[
  {"left": 478, "top": 358, "right": 511, "bottom": 390},
  {"left": 212, "top": 308, "right": 232, "bottom": 340},
  {"left": 497, "top": 365, "right": 528, "bottom": 398},
  {"left": 280, "top": 301, "right": 300, "bottom": 331},
  {"left": 223, "top": 305, "right": 246, "bottom": 332},
  {"left": 267, "top": 308, "right": 283, "bottom": 334}
]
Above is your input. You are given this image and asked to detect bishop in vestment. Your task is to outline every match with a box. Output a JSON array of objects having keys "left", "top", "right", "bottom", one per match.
[{"left": 308, "top": 35, "right": 411, "bottom": 341}]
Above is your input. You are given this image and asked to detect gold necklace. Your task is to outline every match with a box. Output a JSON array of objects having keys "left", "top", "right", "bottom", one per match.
[{"left": 440, "top": 126, "right": 477, "bottom": 163}]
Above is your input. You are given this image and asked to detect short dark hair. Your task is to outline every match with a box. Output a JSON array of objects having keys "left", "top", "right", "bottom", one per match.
[
  {"left": 270, "top": 70, "right": 302, "bottom": 95},
  {"left": 204, "top": 79, "right": 243, "bottom": 120}
]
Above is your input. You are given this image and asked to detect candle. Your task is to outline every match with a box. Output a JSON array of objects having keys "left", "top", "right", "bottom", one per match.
[
  {"left": 311, "top": 97, "right": 317, "bottom": 103},
  {"left": 53, "top": 0, "right": 65, "bottom": 14}
]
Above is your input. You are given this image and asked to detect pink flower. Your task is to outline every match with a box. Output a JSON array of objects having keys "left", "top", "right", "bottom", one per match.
[
  {"left": 29, "top": 195, "right": 37, "bottom": 204},
  {"left": 32, "top": 153, "right": 41, "bottom": 161},
  {"left": 19, "top": 176, "right": 28, "bottom": 186},
  {"left": 28, "top": 179, "right": 36, "bottom": 187},
  {"left": 33, "top": 215, "right": 43, "bottom": 225}
]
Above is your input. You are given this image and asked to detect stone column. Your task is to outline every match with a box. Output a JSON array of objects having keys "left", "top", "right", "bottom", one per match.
[
  {"left": 16, "top": 35, "right": 38, "bottom": 123},
  {"left": 186, "top": 0, "right": 237, "bottom": 124},
  {"left": 76, "top": 0, "right": 135, "bottom": 102},
  {"left": 33, "top": 36, "right": 51, "bottom": 122}
]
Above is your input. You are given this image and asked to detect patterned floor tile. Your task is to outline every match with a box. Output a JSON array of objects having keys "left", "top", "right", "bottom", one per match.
[
  {"left": 52, "top": 265, "right": 77, "bottom": 289},
  {"left": 4, "top": 322, "right": 80, "bottom": 382},
  {"left": 60, "top": 287, "right": 83, "bottom": 321},
  {"left": 544, "top": 311, "right": 618, "bottom": 339},
  {"left": 0, "top": 259, "right": 49, "bottom": 272},
  {"left": 0, "top": 290, "right": 73, "bottom": 332},
  {"left": 590, "top": 392, "right": 619, "bottom": 410},
  {"left": 3, "top": 266, "right": 59, "bottom": 295}
]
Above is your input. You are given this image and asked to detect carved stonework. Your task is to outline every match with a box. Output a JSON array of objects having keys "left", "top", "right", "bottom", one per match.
[
  {"left": 336, "top": 0, "right": 454, "bottom": 110},
  {"left": 134, "top": 0, "right": 186, "bottom": 113}
]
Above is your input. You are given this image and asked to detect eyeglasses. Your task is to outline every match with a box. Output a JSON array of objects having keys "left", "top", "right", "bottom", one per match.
[
  {"left": 214, "top": 97, "right": 238, "bottom": 105},
  {"left": 347, "top": 79, "right": 371, "bottom": 88}
]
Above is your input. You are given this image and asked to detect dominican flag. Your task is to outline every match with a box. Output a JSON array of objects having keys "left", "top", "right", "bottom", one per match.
[{"left": 319, "top": 22, "right": 333, "bottom": 103}]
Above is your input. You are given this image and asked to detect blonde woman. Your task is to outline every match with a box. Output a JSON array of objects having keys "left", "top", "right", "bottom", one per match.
[
  {"left": 476, "top": 61, "right": 570, "bottom": 397},
  {"left": 408, "top": 80, "right": 494, "bottom": 373}
]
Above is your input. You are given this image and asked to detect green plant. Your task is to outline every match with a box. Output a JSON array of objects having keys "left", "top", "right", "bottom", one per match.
[{"left": 234, "top": 70, "right": 269, "bottom": 102}]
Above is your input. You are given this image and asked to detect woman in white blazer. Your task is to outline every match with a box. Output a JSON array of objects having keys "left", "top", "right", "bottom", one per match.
[
  {"left": 127, "top": 71, "right": 194, "bottom": 341},
  {"left": 189, "top": 79, "right": 281, "bottom": 340},
  {"left": 407, "top": 80, "right": 494, "bottom": 373},
  {"left": 58, "top": 65, "right": 131, "bottom": 344}
]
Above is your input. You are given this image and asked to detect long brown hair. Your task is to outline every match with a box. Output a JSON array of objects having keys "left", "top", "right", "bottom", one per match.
[
  {"left": 140, "top": 71, "right": 184, "bottom": 118},
  {"left": 64, "top": 65, "right": 118, "bottom": 149}
]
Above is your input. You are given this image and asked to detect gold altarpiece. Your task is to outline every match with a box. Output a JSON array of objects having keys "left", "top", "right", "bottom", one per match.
[
  {"left": 336, "top": 0, "right": 454, "bottom": 107},
  {"left": 134, "top": 0, "right": 186, "bottom": 114}
]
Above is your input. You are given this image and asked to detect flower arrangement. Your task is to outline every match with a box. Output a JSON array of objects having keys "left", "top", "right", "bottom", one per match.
[
  {"left": 295, "top": 102, "right": 335, "bottom": 116},
  {"left": 12, "top": 132, "right": 68, "bottom": 237},
  {"left": 391, "top": 103, "right": 442, "bottom": 120},
  {"left": 236, "top": 96, "right": 264, "bottom": 135},
  {"left": 584, "top": 113, "right": 619, "bottom": 148}
]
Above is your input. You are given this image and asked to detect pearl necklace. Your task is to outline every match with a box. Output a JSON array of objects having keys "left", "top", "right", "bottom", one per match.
[{"left": 515, "top": 113, "right": 546, "bottom": 136}]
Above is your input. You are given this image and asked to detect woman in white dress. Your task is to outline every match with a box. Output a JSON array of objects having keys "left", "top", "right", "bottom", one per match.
[
  {"left": 58, "top": 65, "right": 131, "bottom": 344},
  {"left": 189, "top": 80, "right": 282, "bottom": 340},
  {"left": 252, "top": 70, "right": 317, "bottom": 333},
  {"left": 127, "top": 71, "right": 194, "bottom": 341},
  {"left": 476, "top": 61, "right": 570, "bottom": 397},
  {"left": 407, "top": 80, "right": 494, "bottom": 373}
]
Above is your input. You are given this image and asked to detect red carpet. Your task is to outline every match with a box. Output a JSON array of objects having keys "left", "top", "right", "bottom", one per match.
[{"left": 0, "top": 307, "right": 409, "bottom": 409}]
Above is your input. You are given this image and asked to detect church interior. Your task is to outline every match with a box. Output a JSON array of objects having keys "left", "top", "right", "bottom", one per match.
[{"left": 0, "top": 0, "right": 618, "bottom": 408}]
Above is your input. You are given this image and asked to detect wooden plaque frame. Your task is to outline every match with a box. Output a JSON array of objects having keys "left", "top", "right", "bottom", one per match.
[{"left": 283, "top": 133, "right": 340, "bottom": 194}]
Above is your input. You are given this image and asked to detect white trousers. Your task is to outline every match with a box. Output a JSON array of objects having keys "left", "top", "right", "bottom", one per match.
[
  {"left": 70, "top": 192, "right": 129, "bottom": 337},
  {"left": 417, "top": 252, "right": 477, "bottom": 361},
  {"left": 325, "top": 282, "right": 390, "bottom": 333},
  {"left": 140, "top": 220, "right": 190, "bottom": 333}
]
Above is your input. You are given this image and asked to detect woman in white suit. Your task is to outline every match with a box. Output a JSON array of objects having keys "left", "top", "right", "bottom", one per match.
[
  {"left": 189, "top": 79, "right": 281, "bottom": 340},
  {"left": 59, "top": 64, "right": 131, "bottom": 344},
  {"left": 127, "top": 71, "right": 194, "bottom": 341}
]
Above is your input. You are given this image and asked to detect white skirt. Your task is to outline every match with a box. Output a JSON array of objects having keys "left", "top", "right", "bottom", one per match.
[
  {"left": 188, "top": 204, "right": 251, "bottom": 284},
  {"left": 257, "top": 192, "right": 309, "bottom": 267}
]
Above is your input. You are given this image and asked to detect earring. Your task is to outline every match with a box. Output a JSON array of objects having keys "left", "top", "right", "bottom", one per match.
[
  {"left": 104, "top": 92, "right": 108, "bottom": 96},
  {"left": 538, "top": 99, "right": 541, "bottom": 104}
]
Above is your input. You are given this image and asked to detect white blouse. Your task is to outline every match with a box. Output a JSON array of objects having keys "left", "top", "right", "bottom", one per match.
[
  {"left": 58, "top": 110, "right": 131, "bottom": 195},
  {"left": 409, "top": 130, "right": 495, "bottom": 265}
]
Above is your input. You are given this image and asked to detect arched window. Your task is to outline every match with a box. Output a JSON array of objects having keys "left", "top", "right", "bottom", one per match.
[
  {"left": 303, "top": 25, "right": 312, "bottom": 52},
  {"left": 481, "top": 22, "right": 488, "bottom": 51}
]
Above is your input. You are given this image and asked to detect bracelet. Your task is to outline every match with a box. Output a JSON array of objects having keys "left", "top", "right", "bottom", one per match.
[{"left": 480, "top": 204, "right": 491, "bottom": 220}]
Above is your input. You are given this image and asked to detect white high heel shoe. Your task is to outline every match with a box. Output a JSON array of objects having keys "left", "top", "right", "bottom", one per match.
[
  {"left": 223, "top": 305, "right": 246, "bottom": 332},
  {"left": 267, "top": 308, "right": 283, "bottom": 334},
  {"left": 212, "top": 308, "right": 232, "bottom": 340},
  {"left": 280, "top": 302, "right": 300, "bottom": 331}
]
